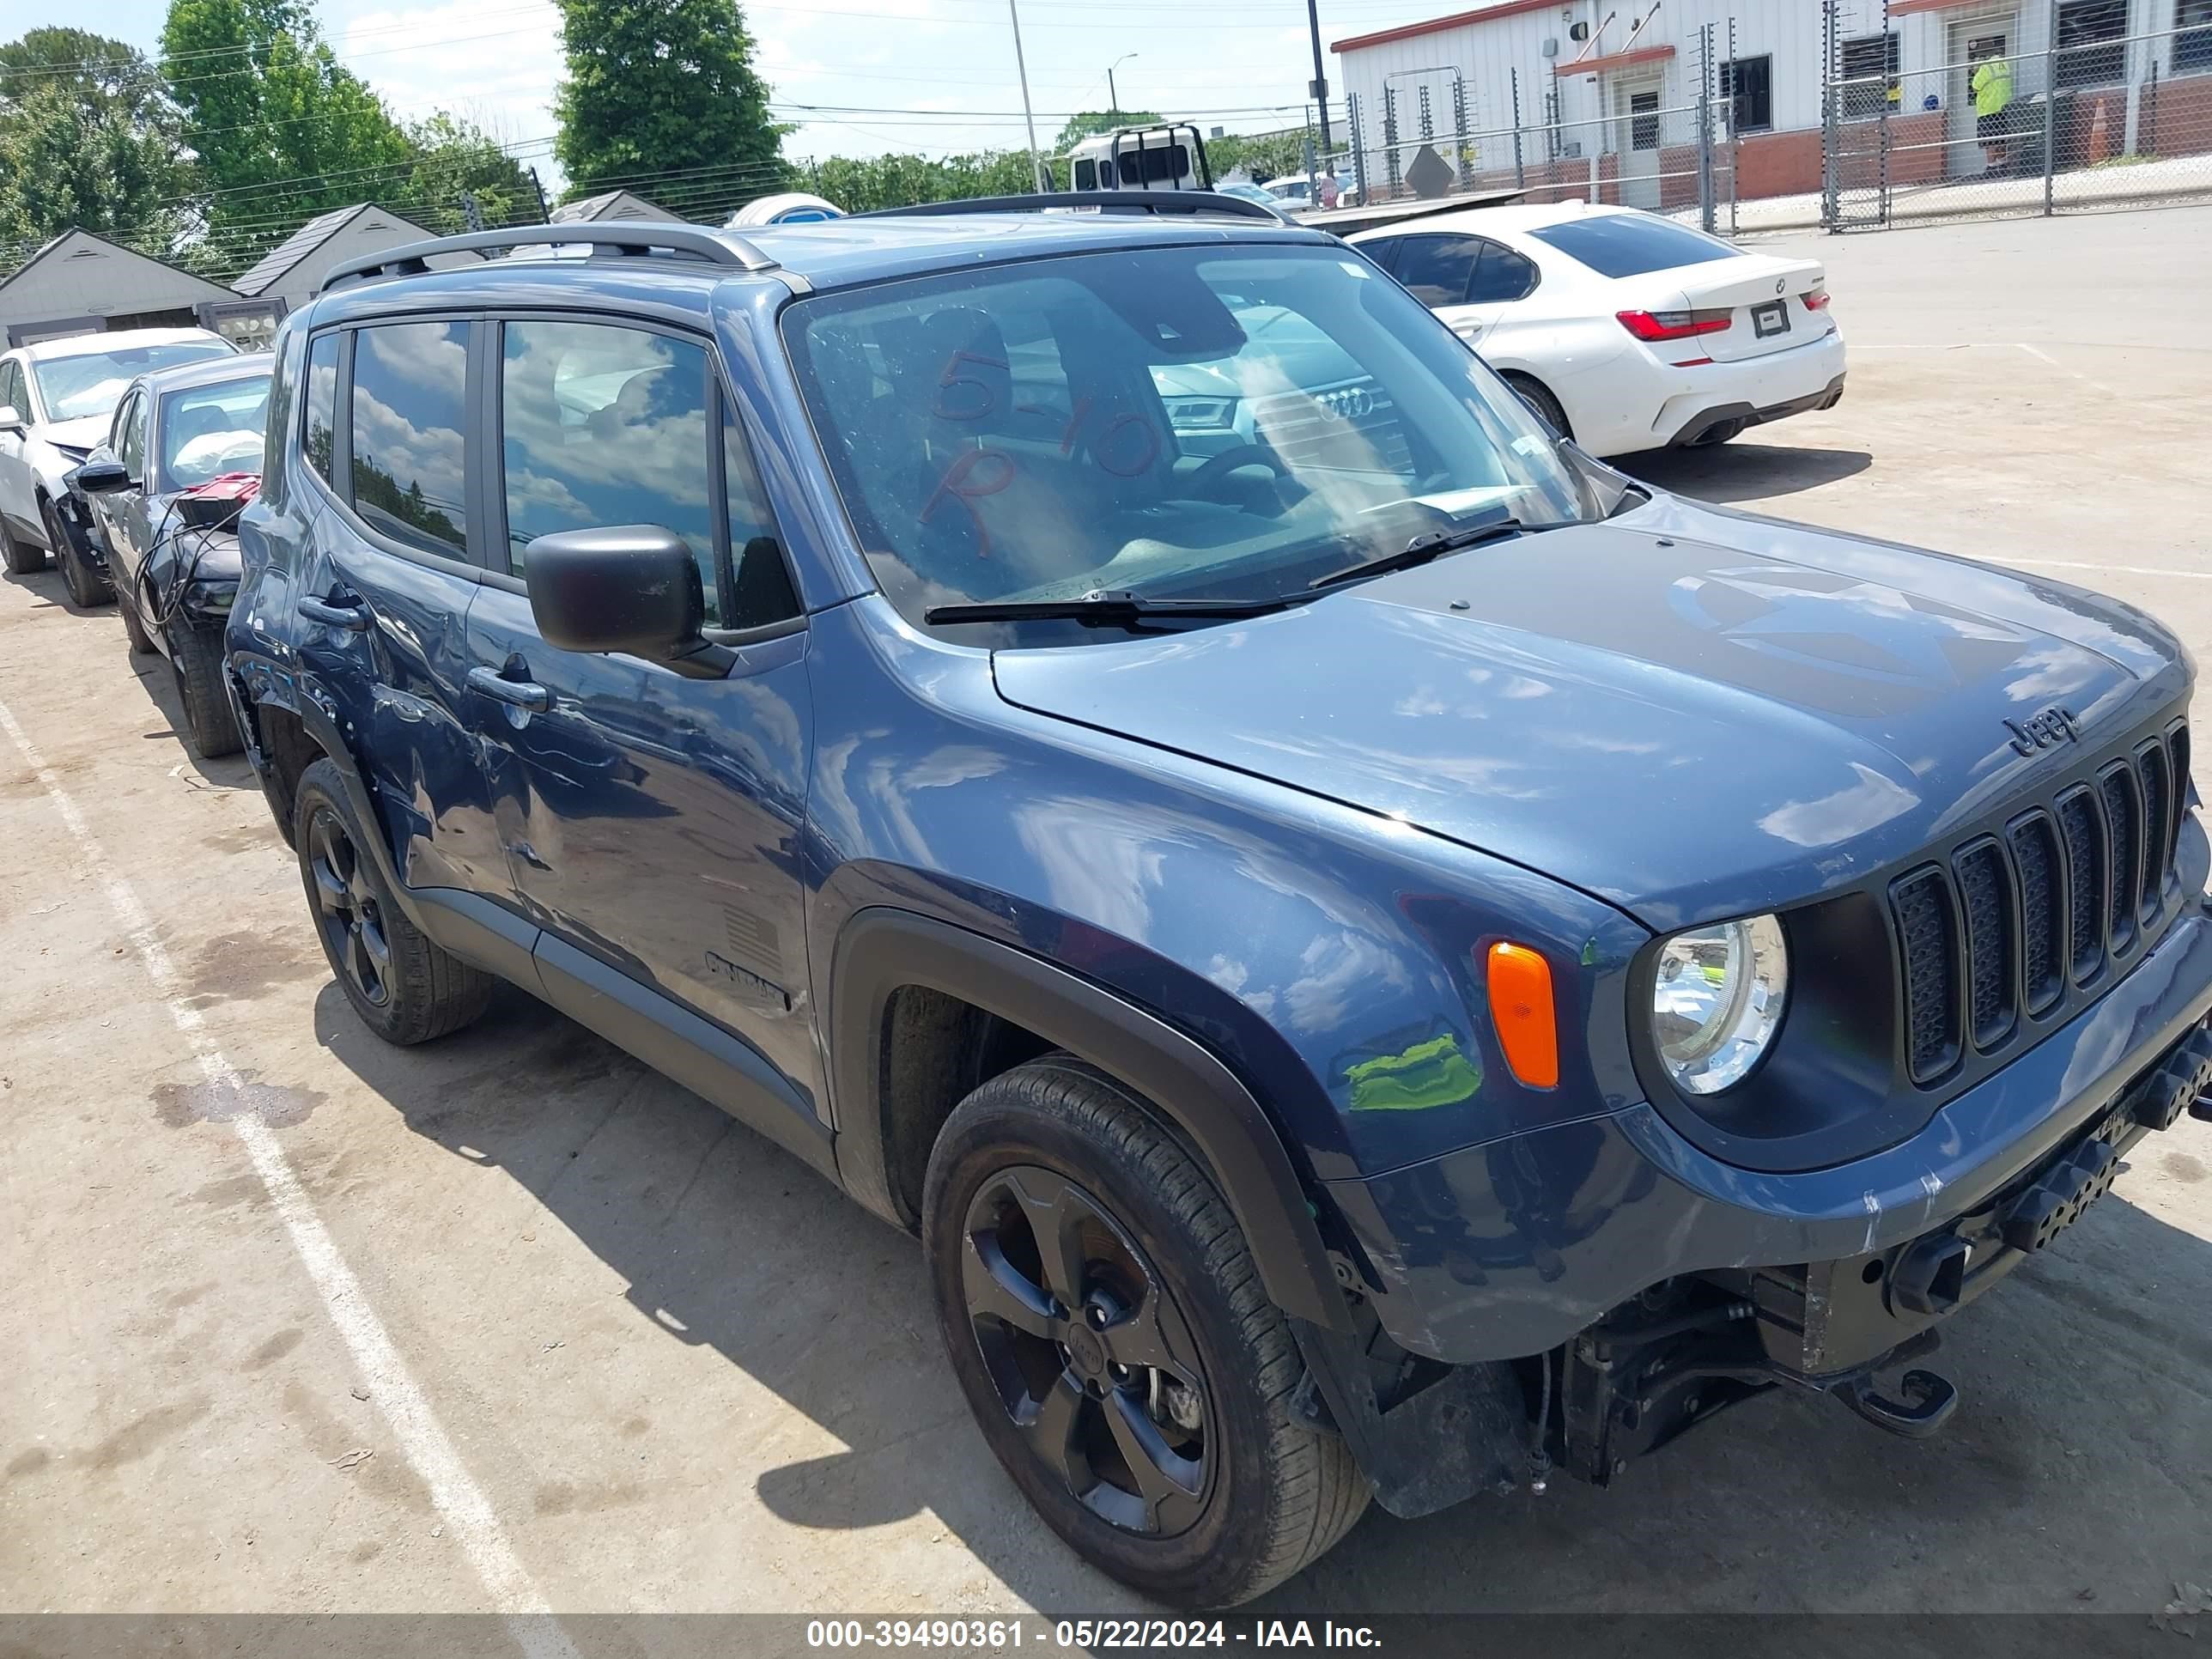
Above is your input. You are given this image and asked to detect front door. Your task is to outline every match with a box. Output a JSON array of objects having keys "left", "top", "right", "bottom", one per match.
[
  {"left": 464, "top": 315, "right": 821, "bottom": 1114},
  {"left": 1616, "top": 80, "right": 1664, "bottom": 210},
  {"left": 90, "top": 390, "right": 154, "bottom": 609},
  {"left": 0, "top": 358, "right": 37, "bottom": 544},
  {"left": 1949, "top": 20, "right": 2014, "bottom": 176}
]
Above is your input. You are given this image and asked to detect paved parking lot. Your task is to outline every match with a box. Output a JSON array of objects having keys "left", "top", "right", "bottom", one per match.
[{"left": 3, "top": 206, "right": 2210, "bottom": 1632}]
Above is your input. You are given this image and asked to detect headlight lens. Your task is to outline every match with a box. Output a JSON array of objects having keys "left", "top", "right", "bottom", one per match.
[{"left": 1650, "top": 915, "right": 1788, "bottom": 1095}]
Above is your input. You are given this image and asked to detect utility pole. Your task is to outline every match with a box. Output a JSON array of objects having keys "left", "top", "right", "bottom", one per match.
[
  {"left": 1007, "top": 0, "right": 1048, "bottom": 193},
  {"left": 1107, "top": 52, "right": 1138, "bottom": 124},
  {"left": 1304, "top": 0, "right": 1334, "bottom": 160}
]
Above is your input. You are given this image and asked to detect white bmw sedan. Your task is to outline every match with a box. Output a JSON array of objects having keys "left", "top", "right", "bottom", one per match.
[{"left": 1347, "top": 201, "right": 1844, "bottom": 458}]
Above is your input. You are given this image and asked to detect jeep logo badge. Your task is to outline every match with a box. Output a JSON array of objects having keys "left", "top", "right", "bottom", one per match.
[{"left": 2005, "top": 706, "right": 2081, "bottom": 755}]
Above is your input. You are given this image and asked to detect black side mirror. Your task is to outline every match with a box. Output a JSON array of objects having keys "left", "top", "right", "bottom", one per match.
[
  {"left": 522, "top": 525, "right": 704, "bottom": 659},
  {"left": 74, "top": 459, "right": 133, "bottom": 494}
]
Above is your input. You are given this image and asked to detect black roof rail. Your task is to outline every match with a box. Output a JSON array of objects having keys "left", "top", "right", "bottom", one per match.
[
  {"left": 853, "top": 190, "right": 1284, "bottom": 224},
  {"left": 318, "top": 222, "right": 784, "bottom": 294}
]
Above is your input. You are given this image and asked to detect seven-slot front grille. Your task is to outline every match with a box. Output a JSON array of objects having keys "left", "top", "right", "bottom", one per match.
[{"left": 1889, "top": 723, "right": 2191, "bottom": 1086}]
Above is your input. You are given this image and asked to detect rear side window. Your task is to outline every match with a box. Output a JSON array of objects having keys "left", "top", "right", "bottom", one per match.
[
  {"left": 1391, "top": 236, "right": 1486, "bottom": 307},
  {"left": 303, "top": 333, "right": 341, "bottom": 486},
  {"left": 1526, "top": 215, "right": 1741, "bottom": 279},
  {"left": 349, "top": 321, "right": 470, "bottom": 558}
]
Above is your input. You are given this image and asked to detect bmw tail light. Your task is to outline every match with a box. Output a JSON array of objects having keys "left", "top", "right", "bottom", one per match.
[
  {"left": 1616, "top": 308, "right": 1732, "bottom": 343},
  {"left": 1802, "top": 289, "right": 1832, "bottom": 311}
]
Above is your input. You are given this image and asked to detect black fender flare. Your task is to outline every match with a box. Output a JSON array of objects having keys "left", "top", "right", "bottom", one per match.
[{"left": 829, "top": 907, "right": 1351, "bottom": 1333}]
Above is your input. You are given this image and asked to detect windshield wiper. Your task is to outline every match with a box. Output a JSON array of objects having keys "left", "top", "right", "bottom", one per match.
[
  {"left": 1307, "top": 518, "right": 1527, "bottom": 591},
  {"left": 923, "top": 588, "right": 1309, "bottom": 627}
]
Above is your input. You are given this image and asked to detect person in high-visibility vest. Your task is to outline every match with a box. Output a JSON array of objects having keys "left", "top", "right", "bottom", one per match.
[{"left": 1971, "top": 45, "right": 2014, "bottom": 169}]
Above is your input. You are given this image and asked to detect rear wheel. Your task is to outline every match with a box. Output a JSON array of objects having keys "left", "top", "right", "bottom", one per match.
[
  {"left": 924, "top": 1056, "right": 1367, "bottom": 1607},
  {"left": 48, "top": 501, "right": 112, "bottom": 608},
  {"left": 167, "top": 619, "right": 242, "bottom": 758},
  {"left": 1503, "top": 374, "right": 1571, "bottom": 442},
  {"left": 117, "top": 579, "right": 155, "bottom": 654},
  {"left": 293, "top": 757, "right": 494, "bottom": 1045}
]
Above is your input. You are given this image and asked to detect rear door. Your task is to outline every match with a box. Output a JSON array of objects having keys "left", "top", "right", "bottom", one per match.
[
  {"left": 463, "top": 313, "right": 821, "bottom": 1115},
  {"left": 291, "top": 317, "right": 512, "bottom": 897}
]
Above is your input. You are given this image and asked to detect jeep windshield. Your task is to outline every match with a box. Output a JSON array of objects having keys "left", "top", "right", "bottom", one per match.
[{"left": 781, "top": 243, "right": 1595, "bottom": 640}]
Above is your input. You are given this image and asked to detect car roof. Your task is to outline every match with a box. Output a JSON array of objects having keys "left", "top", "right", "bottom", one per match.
[
  {"left": 307, "top": 210, "right": 1333, "bottom": 325},
  {"left": 139, "top": 352, "right": 274, "bottom": 401},
  {"left": 18, "top": 326, "right": 228, "bottom": 363},
  {"left": 1345, "top": 199, "right": 1647, "bottom": 241}
]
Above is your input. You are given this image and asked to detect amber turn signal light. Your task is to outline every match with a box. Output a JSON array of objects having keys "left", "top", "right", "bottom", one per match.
[{"left": 1486, "top": 942, "right": 1559, "bottom": 1089}]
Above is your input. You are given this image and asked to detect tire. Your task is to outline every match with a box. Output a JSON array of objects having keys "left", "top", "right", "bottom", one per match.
[
  {"left": 1504, "top": 374, "right": 1571, "bottom": 442},
  {"left": 1, "top": 516, "right": 45, "bottom": 574},
  {"left": 292, "top": 757, "right": 495, "bottom": 1045},
  {"left": 923, "top": 1056, "right": 1368, "bottom": 1607},
  {"left": 47, "top": 500, "right": 112, "bottom": 608},
  {"left": 167, "top": 619, "right": 243, "bottom": 759},
  {"left": 117, "top": 579, "right": 155, "bottom": 654}
]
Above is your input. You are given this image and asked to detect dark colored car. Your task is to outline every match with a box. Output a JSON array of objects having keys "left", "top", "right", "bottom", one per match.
[
  {"left": 77, "top": 354, "right": 272, "bottom": 758},
  {"left": 226, "top": 207, "right": 2212, "bottom": 1607}
]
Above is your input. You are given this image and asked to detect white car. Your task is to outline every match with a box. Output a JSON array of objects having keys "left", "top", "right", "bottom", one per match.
[
  {"left": 1348, "top": 201, "right": 1844, "bottom": 458},
  {"left": 0, "top": 327, "right": 234, "bottom": 597}
]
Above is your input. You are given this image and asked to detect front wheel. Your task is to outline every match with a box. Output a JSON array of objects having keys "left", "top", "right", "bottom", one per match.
[
  {"left": 47, "top": 502, "right": 111, "bottom": 608},
  {"left": 923, "top": 1057, "right": 1368, "bottom": 1607}
]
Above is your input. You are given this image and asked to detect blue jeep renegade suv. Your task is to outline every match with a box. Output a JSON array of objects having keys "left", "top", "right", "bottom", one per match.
[{"left": 227, "top": 204, "right": 2212, "bottom": 1606}]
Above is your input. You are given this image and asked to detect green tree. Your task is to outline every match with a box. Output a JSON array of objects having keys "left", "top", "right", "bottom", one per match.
[
  {"left": 1209, "top": 129, "right": 1307, "bottom": 185},
  {"left": 0, "top": 30, "right": 191, "bottom": 249},
  {"left": 1050, "top": 108, "right": 1162, "bottom": 151},
  {"left": 406, "top": 113, "right": 538, "bottom": 233},
  {"left": 790, "top": 149, "right": 1062, "bottom": 215},
  {"left": 553, "top": 0, "right": 782, "bottom": 222},
  {"left": 160, "top": 0, "right": 415, "bottom": 271}
]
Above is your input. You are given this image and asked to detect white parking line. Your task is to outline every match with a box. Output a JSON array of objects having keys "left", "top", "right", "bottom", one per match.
[{"left": 0, "top": 690, "right": 577, "bottom": 1659}]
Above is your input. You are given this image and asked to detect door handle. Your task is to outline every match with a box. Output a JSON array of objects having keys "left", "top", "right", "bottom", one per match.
[
  {"left": 297, "top": 595, "right": 371, "bottom": 632},
  {"left": 468, "top": 665, "right": 552, "bottom": 712}
]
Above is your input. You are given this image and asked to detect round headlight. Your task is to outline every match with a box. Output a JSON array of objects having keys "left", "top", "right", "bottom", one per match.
[{"left": 1650, "top": 915, "right": 1788, "bottom": 1095}]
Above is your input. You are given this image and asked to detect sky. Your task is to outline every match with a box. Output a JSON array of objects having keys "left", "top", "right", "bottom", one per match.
[{"left": 32, "top": 0, "right": 1454, "bottom": 191}]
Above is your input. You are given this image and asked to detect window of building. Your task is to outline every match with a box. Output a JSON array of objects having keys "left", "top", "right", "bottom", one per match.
[
  {"left": 2179, "top": 0, "right": 2212, "bottom": 72},
  {"left": 2055, "top": 0, "right": 2128, "bottom": 87},
  {"left": 349, "top": 320, "right": 470, "bottom": 559},
  {"left": 1720, "top": 54, "right": 1773, "bottom": 132},
  {"left": 1840, "top": 33, "right": 1901, "bottom": 118},
  {"left": 303, "top": 332, "right": 341, "bottom": 487},
  {"left": 1389, "top": 234, "right": 1486, "bottom": 306}
]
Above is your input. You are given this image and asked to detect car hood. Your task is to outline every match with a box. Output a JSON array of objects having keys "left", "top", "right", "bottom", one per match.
[
  {"left": 992, "top": 495, "right": 2190, "bottom": 930},
  {"left": 33, "top": 415, "right": 111, "bottom": 453}
]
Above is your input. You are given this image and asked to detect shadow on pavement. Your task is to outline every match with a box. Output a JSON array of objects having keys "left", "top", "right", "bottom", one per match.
[
  {"left": 1625, "top": 442, "right": 1873, "bottom": 503},
  {"left": 310, "top": 973, "right": 2212, "bottom": 1616}
]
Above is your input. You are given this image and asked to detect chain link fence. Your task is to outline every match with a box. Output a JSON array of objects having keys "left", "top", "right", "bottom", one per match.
[
  {"left": 1342, "top": 99, "right": 1744, "bottom": 236},
  {"left": 1823, "top": 17, "right": 2212, "bottom": 231}
]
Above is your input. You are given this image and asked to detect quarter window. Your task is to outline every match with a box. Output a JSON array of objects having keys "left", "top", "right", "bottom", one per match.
[
  {"left": 303, "top": 333, "right": 341, "bottom": 487},
  {"left": 723, "top": 404, "right": 801, "bottom": 629},
  {"left": 1390, "top": 235, "right": 1486, "bottom": 307},
  {"left": 349, "top": 321, "right": 470, "bottom": 558},
  {"left": 0, "top": 360, "right": 25, "bottom": 420},
  {"left": 500, "top": 319, "right": 724, "bottom": 623},
  {"left": 116, "top": 392, "right": 148, "bottom": 478},
  {"left": 1467, "top": 243, "right": 1540, "bottom": 304}
]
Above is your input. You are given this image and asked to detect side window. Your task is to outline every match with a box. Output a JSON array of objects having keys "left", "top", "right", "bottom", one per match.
[
  {"left": 116, "top": 393, "right": 147, "bottom": 477},
  {"left": 0, "top": 360, "right": 22, "bottom": 416},
  {"left": 1357, "top": 236, "right": 1402, "bottom": 274},
  {"left": 303, "top": 332, "right": 341, "bottom": 487},
  {"left": 1391, "top": 236, "right": 1485, "bottom": 307},
  {"left": 500, "top": 319, "right": 722, "bottom": 623},
  {"left": 1073, "top": 160, "right": 1097, "bottom": 191},
  {"left": 349, "top": 320, "right": 470, "bottom": 558},
  {"left": 722, "top": 404, "right": 800, "bottom": 629},
  {"left": 1467, "top": 242, "right": 1540, "bottom": 305}
]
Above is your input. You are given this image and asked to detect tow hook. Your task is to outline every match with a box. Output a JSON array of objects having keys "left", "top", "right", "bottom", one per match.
[{"left": 1834, "top": 1367, "right": 1959, "bottom": 1439}]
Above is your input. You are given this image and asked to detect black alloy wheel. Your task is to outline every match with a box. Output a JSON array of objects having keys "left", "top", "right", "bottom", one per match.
[
  {"left": 306, "top": 805, "right": 392, "bottom": 1010},
  {"left": 961, "top": 1164, "right": 1212, "bottom": 1537}
]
